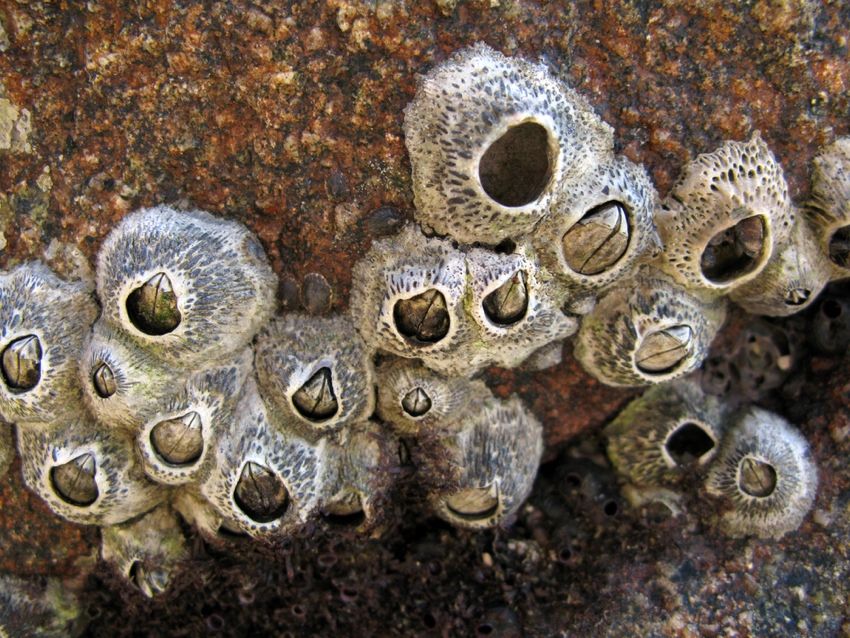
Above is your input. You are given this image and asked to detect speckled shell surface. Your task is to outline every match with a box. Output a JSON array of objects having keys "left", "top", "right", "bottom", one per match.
[{"left": 808, "top": 137, "right": 850, "bottom": 280}]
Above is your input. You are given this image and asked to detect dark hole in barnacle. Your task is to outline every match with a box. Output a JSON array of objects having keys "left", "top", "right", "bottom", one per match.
[
  {"left": 126, "top": 272, "right": 182, "bottom": 336},
  {"left": 482, "top": 270, "right": 529, "bottom": 326},
  {"left": 50, "top": 453, "right": 99, "bottom": 507},
  {"left": 322, "top": 492, "right": 367, "bottom": 527},
  {"left": 233, "top": 461, "right": 289, "bottom": 523},
  {"left": 478, "top": 121, "right": 552, "bottom": 207},
  {"left": 738, "top": 457, "right": 777, "bottom": 498},
  {"left": 700, "top": 215, "right": 766, "bottom": 283},
  {"left": 784, "top": 288, "right": 810, "bottom": 306},
  {"left": 828, "top": 224, "right": 850, "bottom": 269},
  {"left": 393, "top": 289, "right": 450, "bottom": 344},
  {"left": 665, "top": 422, "right": 715, "bottom": 465},
  {"left": 822, "top": 298, "right": 842, "bottom": 319},
  {"left": 323, "top": 509, "right": 367, "bottom": 528},
  {"left": 292, "top": 367, "right": 338, "bottom": 422}
]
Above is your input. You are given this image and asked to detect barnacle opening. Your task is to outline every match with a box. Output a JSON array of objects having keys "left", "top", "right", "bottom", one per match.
[
  {"left": 482, "top": 270, "right": 529, "bottom": 326},
  {"left": 49, "top": 453, "right": 99, "bottom": 507},
  {"left": 292, "top": 367, "right": 339, "bottom": 422},
  {"left": 402, "top": 386, "right": 432, "bottom": 417},
  {"left": 828, "top": 225, "right": 850, "bottom": 269},
  {"left": 126, "top": 272, "right": 182, "bottom": 336},
  {"left": 1, "top": 334, "right": 42, "bottom": 392},
  {"left": 322, "top": 493, "right": 367, "bottom": 527},
  {"left": 92, "top": 362, "right": 117, "bottom": 398},
  {"left": 665, "top": 422, "right": 715, "bottom": 466},
  {"left": 233, "top": 461, "right": 289, "bottom": 523},
  {"left": 561, "top": 201, "right": 631, "bottom": 276},
  {"left": 635, "top": 325, "right": 693, "bottom": 374},
  {"left": 738, "top": 456, "right": 777, "bottom": 498},
  {"left": 150, "top": 412, "right": 204, "bottom": 466},
  {"left": 785, "top": 288, "right": 811, "bottom": 307},
  {"left": 393, "top": 289, "right": 450, "bottom": 345},
  {"left": 444, "top": 486, "right": 500, "bottom": 522},
  {"left": 478, "top": 121, "right": 553, "bottom": 208},
  {"left": 700, "top": 215, "right": 766, "bottom": 283}
]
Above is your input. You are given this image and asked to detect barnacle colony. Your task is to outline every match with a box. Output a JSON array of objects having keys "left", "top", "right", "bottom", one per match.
[{"left": 0, "top": 43, "right": 838, "bottom": 597}]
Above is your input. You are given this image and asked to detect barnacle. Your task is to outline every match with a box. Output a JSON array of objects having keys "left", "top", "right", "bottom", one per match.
[
  {"left": 96, "top": 206, "right": 276, "bottom": 366},
  {"left": 705, "top": 407, "right": 817, "bottom": 539},
  {"left": 655, "top": 134, "right": 793, "bottom": 295},
  {"left": 0, "top": 262, "right": 97, "bottom": 424},
  {"left": 574, "top": 268, "right": 727, "bottom": 387},
  {"left": 605, "top": 380, "right": 728, "bottom": 487},
  {"left": 100, "top": 505, "right": 189, "bottom": 597},
  {"left": 254, "top": 314, "right": 374, "bottom": 437},
  {"left": 403, "top": 42, "right": 612, "bottom": 245},
  {"left": 808, "top": 137, "right": 850, "bottom": 278}
]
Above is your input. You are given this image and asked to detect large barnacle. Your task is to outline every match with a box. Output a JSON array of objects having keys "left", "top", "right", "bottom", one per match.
[
  {"left": 96, "top": 206, "right": 276, "bottom": 366},
  {"left": 403, "top": 43, "right": 613, "bottom": 245},
  {"left": 255, "top": 314, "right": 374, "bottom": 437},
  {"left": 808, "top": 137, "right": 850, "bottom": 279},
  {"left": 574, "top": 268, "right": 727, "bottom": 387},
  {"left": 655, "top": 134, "right": 793, "bottom": 295},
  {"left": 606, "top": 380, "right": 728, "bottom": 487},
  {"left": 705, "top": 407, "right": 817, "bottom": 539},
  {"left": 17, "top": 418, "right": 165, "bottom": 526},
  {"left": 414, "top": 395, "right": 543, "bottom": 530},
  {"left": 100, "top": 505, "right": 189, "bottom": 597},
  {"left": 0, "top": 262, "right": 98, "bottom": 424}
]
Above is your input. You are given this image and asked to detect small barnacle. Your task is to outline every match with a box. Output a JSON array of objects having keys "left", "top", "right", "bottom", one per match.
[
  {"left": 403, "top": 43, "right": 613, "bottom": 245},
  {"left": 532, "top": 156, "right": 660, "bottom": 301},
  {"left": 655, "top": 133, "right": 793, "bottom": 295},
  {"left": 100, "top": 505, "right": 189, "bottom": 597},
  {"left": 574, "top": 268, "right": 727, "bottom": 387},
  {"left": 414, "top": 395, "right": 543, "bottom": 529},
  {"left": 350, "top": 225, "right": 473, "bottom": 375},
  {"left": 255, "top": 314, "right": 374, "bottom": 437},
  {"left": 705, "top": 407, "right": 818, "bottom": 539},
  {"left": 605, "top": 380, "right": 728, "bottom": 487},
  {"left": 0, "top": 262, "right": 98, "bottom": 424},
  {"left": 807, "top": 137, "right": 850, "bottom": 278},
  {"left": 17, "top": 418, "right": 165, "bottom": 526},
  {"left": 96, "top": 206, "right": 276, "bottom": 367},
  {"left": 811, "top": 294, "right": 850, "bottom": 353},
  {"left": 728, "top": 216, "right": 831, "bottom": 316},
  {"left": 374, "top": 358, "right": 491, "bottom": 435}
]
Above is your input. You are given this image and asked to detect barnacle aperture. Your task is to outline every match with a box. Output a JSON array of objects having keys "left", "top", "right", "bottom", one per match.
[
  {"left": 634, "top": 325, "right": 693, "bottom": 374},
  {"left": 478, "top": 121, "right": 553, "bottom": 208},
  {"left": 482, "top": 270, "right": 528, "bottom": 326},
  {"left": 444, "top": 485, "right": 501, "bottom": 522},
  {"left": 700, "top": 216, "right": 766, "bottom": 283},
  {"left": 292, "top": 367, "right": 339, "bottom": 421},
  {"left": 1, "top": 334, "right": 42, "bottom": 391},
  {"left": 393, "top": 289, "right": 450, "bottom": 344},
  {"left": 561, "top": 201, "right": 630, "bottom": 275},
  {"left": 49, "top": 453, "right": 99, "bottom": 507},
  {"left": 125, "top": 272, "right": 181, "bottom": 336},
  {"left": 401, "top": 386, "right": 432, "bottom": 417},
  {"left": 233, "top": 461, "right": 289, "bottom": 523},
  {"left": 92, "top": 362, "right": 117, "bottom": 398},
  {"left": 150, "top": 412, "right": 204, "bottom": 466}
]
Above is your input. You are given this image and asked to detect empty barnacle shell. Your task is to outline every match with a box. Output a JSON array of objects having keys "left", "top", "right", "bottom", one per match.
[
  {"left": 0, "top": 262, "right": 98, "bottom": 424},
  {"left": 403, "top": 43, "right": 613, "bottom": 245},
  {"left": 728, "top": 215, "right": 831, "bottom": 316},
  {"left": 17, "top": 418, "right": 164, "bottom": 526},
  {"left": 705, "top": 407, "right": 818, "bottom": 539},
  {"left": 532, "top": 155, "right": 660, "bottom": 297},
  {"left": 574, "top": 268, "right": 727, "bottom": 387},
  {"left": 807, "top": 137, "right": 850, "bottom": 279},
  {"left": 414, "top": 395, "right": 543, "bottom": 530},
  {"left": 101, "top": 505, "right": 189, "bottom": 598},
  {"left": 255, "top": 314, "right": 374, "bottom": 436},
  {"left": 96, "top": 206, "right": 276, "bottom": 367},
  {"left": 655, "top": 133, "right": 793, "bottom": 295},
  {"left": 605, "top": 380, "right": 729, "bottom": 487}
]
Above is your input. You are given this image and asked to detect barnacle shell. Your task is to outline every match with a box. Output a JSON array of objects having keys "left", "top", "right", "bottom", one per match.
[
  {"left": 0, "top": 262, "right": 97, "bottom": 424},
  {"left": 728, "top": 215, "right": 831, "bottom": 316},
  {"left": 17, "top": 418, "right": 164, "bottom": 526},
  {"left": 575, "top": 268, "right": 727, "bottom": 387},
  {"left": 606, "top": 380, "right": 728, "bottom": 487},
  {"left": 415, "top": 395, "right": 543, "bottom": 530},
  {"left": 808, "top": 137, "right": 850, "bottom": 279},
  {"left": 96, "top": 206, "right": 276, "bottom": 367},
  {"left": 404, "top": 43, "right": 613, "bottom": 245},
  {"left": 172, "top": 488, "right": 248, "bottom": 545},
  {"left": 255, "top": 314, "right": 374, "bottom": 438},
  {"left": 100, "top": 505, "right": 189, "bottom": 597},
  {"left": 705, "top": 407, "right": 817, "bottom": 539},
  {"left": 655, "top": 134, "right": 793, "bottom": 295}
]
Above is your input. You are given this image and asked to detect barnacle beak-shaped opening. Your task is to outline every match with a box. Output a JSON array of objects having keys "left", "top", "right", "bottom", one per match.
[
  {"left": 664, "top": 421, "right": 716, "bottom": 467},
  {"left": 478, "top": 120, "right": 554, "bottom": 208},
  {"left": 150, "top": 411, "right": 204, "bottom": 467},
  {"left": 785, "top": 288, "right": 811, "bottom": 307},
  {"left": 50, "top": 452, "right": 99, "bottom": 507},
  {"left": 292, "top": 366, "right": 339, "bottom": 422},
  {"left": 126, "top": 272, "right": 182, "bottom": 336},
  {"left": 561, "top": 201, "right": 631, "bottom": 276},
  {"left": 393, "top": 289, "right": 451, "bottom": 345},
  {"left": 1, "top": 334, "right": 43, "bottom": 392},
  {"left": 444, "top": 483, "right": 501, "bottom": 523},
  {"left": 402, "top": 386, "right": 432, "bottom": 417},
  {"left": 700, "top": 215, "right": 767, "bottom": 284},
  {"left": 233, "top": 461, "right": 289, "bottom": 523},
  {"left": 635, "top": 325, "right": 694, "bottom": 375},
  {"left": 482, "top": 270, "right": 529, "bottom": 326},
  {"left": 737, "top": 456, "right": 777, "bottom": 498},
  {"left": 322, "top": 490, "right": 368, "bottom": 528},
  {"left": 128, "top": 561, "right": 170, "bottom": 598}
]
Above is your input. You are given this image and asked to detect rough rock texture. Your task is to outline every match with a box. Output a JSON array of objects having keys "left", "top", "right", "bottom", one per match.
[{"left": 0, "top": 0, "right": 848, "bottom": 635}]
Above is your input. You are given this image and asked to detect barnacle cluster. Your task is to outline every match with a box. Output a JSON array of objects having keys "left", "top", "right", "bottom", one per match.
[{"left": 0, "top": 43, "right": 842, "bottom": 597}]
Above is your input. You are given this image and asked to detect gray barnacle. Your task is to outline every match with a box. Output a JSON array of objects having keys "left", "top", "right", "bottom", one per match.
[
  {"left": 574, "top": 267, "right": 727, "bottom": 387},
  {"left": 655, "top": 133, "right": 793, "bottom": 295},
  {"left": 17, "top": 418, "right": 165, "bottom": 526},
  {"left": 605, "top": 380, "right": 728, "bottom": 488},
  {"left": 705, "top": 407, "right": 818, "bottom": 539},
  {"left": 100, "top": 505, "right": 189, "bottom": 598},
  {"left": 807, "top": 137, "right": 850, "bottom": 279},
  {"left": 403, "top": 43, "right": 613, "bottom": 245},
  {"left": 254, "top": 314, "right": 374, "bottom": 438},
  {"left": 96, "top": 206, "right": 276, "bottom": 367},
  {"left": 0, "top": 262, "right": 98, "bottom": 424}
]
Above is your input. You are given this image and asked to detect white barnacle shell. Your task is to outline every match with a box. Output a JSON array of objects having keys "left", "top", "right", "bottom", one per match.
[
  {"left": 705, "top": 407, "right": 818, "bottom": 540},
  {"left": 254, "top": 314, "right": 374, "bottom": 439},
  {"left": 807, "top": 137, "right": 850, "bottom": 279},
  {"left": 0, "top": 262, "right": 98, "bottom": 424},
  {"left": 462, "top": 243, "right": 578, "bottom": 370},
  {"left": 574, "top": 267, "right": 727, "bottom": 387},
  {"left": 532, "top": 155, "right": 661, "bottom": 303},
  {"left": 605, "top": 379, "right": 729, "bottom": 487},
  {"left": 136, "top": 351, "right": 252, "bottom": 485},
  {"left": 374, "top": 357, "right": 491, "bottom": 436},
  {"left": 350, "top": 225, "right": 472, "bottom": 375},
  {"left": 415, "top": 394, "right": 543, "bottom": 530},
  {"left": 79, "top": 323, "right": 176, "bottom": 432},
  {"left": 17, "top": 418, "right": 165, "bottom": 526},
  {"left": 728, "top": 213, "right": 831, "bottom": 316},
  {"left": 404, "top": 43, "right": 613, "bottom": 245},
  {"left": 100, "top": 505, "right": 189, "bottom": 598},
  {"left": 96, "top": 206, "right": 276, "bottom": 367},
  {"left": 655, "top": 133, "right": 793, "bottom": 296},
  {"left": 199, "top": 376, "right": 327, "bottom": 538}
]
